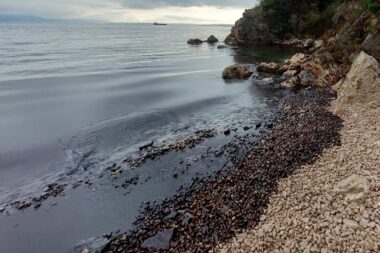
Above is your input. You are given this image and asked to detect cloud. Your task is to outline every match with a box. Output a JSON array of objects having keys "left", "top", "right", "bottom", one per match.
[
  {"left": 0, "top": 0, "right": 258, "bottom": 24},
  {"left": 120, "top": 0, "right": 254, "bottom": 9}
]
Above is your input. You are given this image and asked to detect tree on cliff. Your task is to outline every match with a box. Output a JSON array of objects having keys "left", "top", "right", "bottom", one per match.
[{"left": 260, "top": 0, "right": 341, "bottom": 37}]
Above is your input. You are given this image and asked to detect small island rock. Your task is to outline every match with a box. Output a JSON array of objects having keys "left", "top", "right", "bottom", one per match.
[
  {"left": 207, "top": 35, "right": 219, "bottom": 44},
  {"left": 187, "top": 38, "right": 203, "bottom": 45}
]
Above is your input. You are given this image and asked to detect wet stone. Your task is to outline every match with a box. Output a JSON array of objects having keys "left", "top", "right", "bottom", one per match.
[
  {"left": 141, "top": 228, "right": 174, "bottom": 250},
  {"left": 74, "top": 237, "right": 110, "bottom": 253},
  {"left": 224, "top": 129, "right": 231, "bottom": 136}
]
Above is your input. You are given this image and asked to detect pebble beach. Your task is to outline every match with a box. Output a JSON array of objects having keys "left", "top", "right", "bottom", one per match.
[{"left": 215, "top": 101, "right": 380, "bottom": 253}]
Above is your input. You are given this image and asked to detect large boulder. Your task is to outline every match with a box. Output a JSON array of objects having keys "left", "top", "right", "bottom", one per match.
[
  {"left": 281, "top": 76, "right": 300, "bottom": 89},
  {"left": 256, "top": 62, "right": 283, "bottom": 74},
  {"left": 222, "top": 64, "right": 253, "bottom": 80},
  {"left": 362, "top": 33, "right": 380, "bottom": 61},
  {"left": 187, "top": 38, "right": 203, "bottom": 45},
  {"left": 207, "top": 35, "right": 219, "bottom": 44},
  {"left": 333, "top": 51, "right": 380, "bottom": 105},
  {"left": 338, "top": 11, "right": 373, "bottom": 45},
  {"left": 285, "top": 53, "right": 310, "bottom": 70},
  {"left": 225, "top": 8, "right": 276, "bottom": 46}
]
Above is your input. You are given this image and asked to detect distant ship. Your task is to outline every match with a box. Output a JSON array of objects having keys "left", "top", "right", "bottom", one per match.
[{"left": 153, "top": 22, "right": 167, "bottom": 26}]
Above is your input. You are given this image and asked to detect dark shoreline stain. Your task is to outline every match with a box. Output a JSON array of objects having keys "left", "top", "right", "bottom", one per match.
[{"left": 104, "top": 88, "right": 343, "bottom": 253}]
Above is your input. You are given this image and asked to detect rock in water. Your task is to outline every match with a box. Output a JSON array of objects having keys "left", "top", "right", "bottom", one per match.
[
  {"left": 207, "top": 35, "right": 219, "bottom": 43},
  {"left": 334, "top": 174, "right": 369, "bottom": 201},
  {"left": 74, "top": 237, "right": 110, "bottom": 253},
  {"left": 333, "top": 51, "right": 380, "bottom": 105},
  {"left": 217, "top": 45, "right": 227, "bottom": 49},
  {"left": 142, "top": 228, "right": 174, "bottom": 250},
  {"left": 187, "top": 38, "right": 203, "bottom": 45},
  {"left": 222, "top": 64, "right": 253, "bottom": 80}
]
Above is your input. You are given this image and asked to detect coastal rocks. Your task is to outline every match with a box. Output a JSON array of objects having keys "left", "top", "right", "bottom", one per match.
[
  {"left": 362, "top": 33, "right": 380, "bottom": 61},
  {"left": 281, "top": 39, "right": 304, "bottom": 48},
  {"left": 126, "top": 129, "right": 216, "bottom": 167},
  {"left": 187, "top": 38, "right": 203, "bottom": 45},
  {"left": 280, "top": 39, "right": 318, "bottom": 50},
  {"left": 334, "top": 174, "right": 369, "bottom": 201},
  {"left": 256, "top": 62, "right": 284, "bottom": 74},
  {"left": 304, "top": 39, "right": 315, "bottom": 49},
  {"left": 314, "top": 40, "right": 324, "bottom": 50},
  {"left": 298, "top": 69, "right": 318, "bottom": 87},
  {"left": 207, "top": 35, "right": 219, "bottom": 44},
  {"left": 217, "top": 45, "right": 227, "bottom": 49},
  {"left": 285, "top": 53, "right": 310, "bottom": 70},
  {"left": 8, "top": 183, "right": 66, "bottom": 212},
  {"left": 281, "top": 76, "right": 299, "bottom": 89},
  {"left": 222, "top": 64, "right": 253, "bottom": 80},
  {"left": 282, "top": 70, "right": 298, "bottom": 79},
  {"left": 333, "top": 51, "right": 380, "bottom": 105},
  {"left": 278, "top": 51, "right": 344, "bottom": 89}
]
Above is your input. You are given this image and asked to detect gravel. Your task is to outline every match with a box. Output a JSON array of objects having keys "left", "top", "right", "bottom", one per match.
[{"left": 215, "top": 102, "right": 380, "bottom": 253}]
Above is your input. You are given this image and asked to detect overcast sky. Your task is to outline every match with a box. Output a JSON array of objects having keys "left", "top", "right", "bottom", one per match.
[{"left": 0, "top": 0, "right": 258, "bottom": 24}]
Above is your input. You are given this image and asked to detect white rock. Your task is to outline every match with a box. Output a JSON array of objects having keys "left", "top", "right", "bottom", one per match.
[
  {"left": 334, "top": 174, "right": 369, "bottom": 201},
  {"left": 360, "top": 218, "right": 369, "bottom": 228},
  {"left": 343, "top": 219, "right": 361, "bottom": 230},
  {"left": 334, "top": 51, "right": 380, "bottom": 105}
]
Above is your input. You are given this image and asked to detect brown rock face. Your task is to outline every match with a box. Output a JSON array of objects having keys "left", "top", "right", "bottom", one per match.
[
  {"left": 222, "top": 64, "right": 253, "bottom": 80},
  {"left": 224, "top": 8, "right": 276, "bottom": 46},
  {"left": 333, "top": 51, "right": 380, "bottom": 105},
  {"left": 362, "top": 33, "right": 380, "bottom": 61},
  {"left": 332, "top": 1, "right": 365, "bottom": 32}
]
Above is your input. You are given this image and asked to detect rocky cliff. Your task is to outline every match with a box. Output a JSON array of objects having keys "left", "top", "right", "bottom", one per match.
[{"left": 226, "top": 0, "right": 379, "bottom": 50}]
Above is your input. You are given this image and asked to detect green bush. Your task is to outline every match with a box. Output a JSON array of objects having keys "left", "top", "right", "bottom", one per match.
[
  {"left": 259, "top": 0, "right": 343, "bottom": 37},
  {"left": 365, "top": 0, "right": 380, "bottom": 16}
]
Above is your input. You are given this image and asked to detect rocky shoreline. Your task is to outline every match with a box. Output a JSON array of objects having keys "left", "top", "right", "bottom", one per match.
[{"left": 102, "top": 88, "right": 343, "bottom": 252}]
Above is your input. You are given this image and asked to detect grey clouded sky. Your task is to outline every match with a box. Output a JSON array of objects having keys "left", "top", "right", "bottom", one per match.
[{"left": 0, "top": 0, "right": 258, "bottom": 24}]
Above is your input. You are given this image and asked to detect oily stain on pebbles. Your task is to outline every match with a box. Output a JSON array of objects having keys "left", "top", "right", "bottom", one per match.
[{"left": 105, "top": 88, "right": 343, "bottom": 253}]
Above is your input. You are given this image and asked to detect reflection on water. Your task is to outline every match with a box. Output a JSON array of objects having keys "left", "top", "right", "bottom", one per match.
[
  {"left": 0, "top": 23, "right": 293, "bottom": 253},
  {"left": 236, "top": 46, "right": 298, "bottom": 63}
]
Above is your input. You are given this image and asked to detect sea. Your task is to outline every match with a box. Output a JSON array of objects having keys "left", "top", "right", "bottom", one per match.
[{"left": 0, "top": 23, "right": 294, "bottom": 253}]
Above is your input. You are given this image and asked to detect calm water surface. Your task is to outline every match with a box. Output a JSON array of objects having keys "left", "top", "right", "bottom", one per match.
[{"left": 0, "top": 23, "right": 290, "bottom": 253}]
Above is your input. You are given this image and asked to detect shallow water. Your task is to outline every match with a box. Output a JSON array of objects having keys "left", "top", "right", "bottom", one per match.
[{"left": 0, "top": 23, "right": 290, "bottom": 253}]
